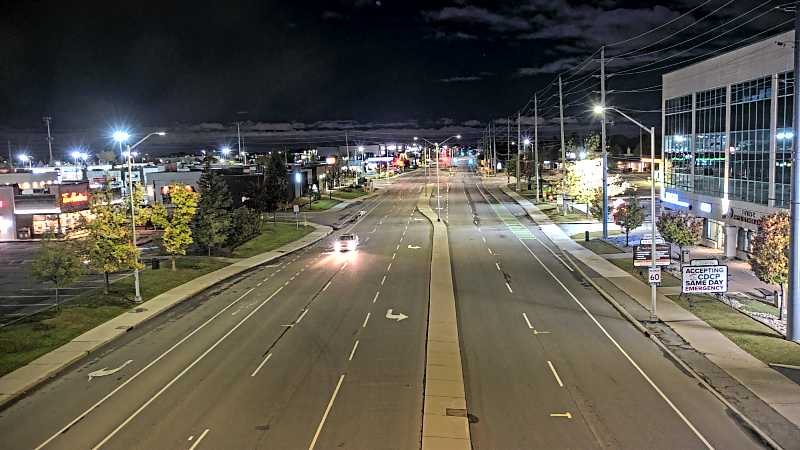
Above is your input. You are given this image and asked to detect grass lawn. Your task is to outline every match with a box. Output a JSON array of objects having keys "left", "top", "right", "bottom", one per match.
[
  {"left": 609, "top": 258, "right": 682, "bottom": 287},
  {"left": 570, "top": 231, "right": 623, "bottom": 240},
  {"left": 670, "top": 294, "right": 800, "bottom": 366},
  {"left": 577, "top": 239, "right": 624, "bottom": 254},
  {"left": 332, "top": 189, "right": 368, "bottom": 200},
  {"left": 0, "top": 257, "right": 228, "bottom": 377},
  {"left": 232, "top": 223, "right": 314, "bottom": 258},
  {"left": 301, "top": 198, "right": 340, "bottom": 211}
]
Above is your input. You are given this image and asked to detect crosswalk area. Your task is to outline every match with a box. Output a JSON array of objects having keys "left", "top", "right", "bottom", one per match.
[{"left": 489, "top": 202, "right": 536, "bottom": 240}]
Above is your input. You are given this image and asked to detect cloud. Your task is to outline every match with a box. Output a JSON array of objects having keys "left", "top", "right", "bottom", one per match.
[
  {"left": 423, "top": 6, "right": 530, "bottom": 32},
  {"left": 439, "top": 75, "right": 482, "bottom": 83},
  {"left": 516, "top": 57, "right": 582, "bottom": 76},
  {"left": 430, "top": 30, "right": 478, "bottom": 41},
  {"left": 321, "top": 10, "right": 345, "bottom": 20}
]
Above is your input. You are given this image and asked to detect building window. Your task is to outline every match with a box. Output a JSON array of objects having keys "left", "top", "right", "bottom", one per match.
[
  {"left": 776, "top": 71, "right": 794, "bottom": 208},
  {"left": 664, "top": 95, "right": 692, "bottom": 191},
  {"left": 694, "top": 87, "right": 726, "bottom": 197},
  {"left": 729, "top": 76, "right": 771, "bottom": 205}
]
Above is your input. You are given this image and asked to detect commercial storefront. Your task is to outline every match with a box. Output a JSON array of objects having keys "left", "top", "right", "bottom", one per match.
[
  {"left": 0, "top": 175, "right": 92, "bottom": 240},
  {"left": 661, "top": 30, "right": 794, "bottom": 260}
]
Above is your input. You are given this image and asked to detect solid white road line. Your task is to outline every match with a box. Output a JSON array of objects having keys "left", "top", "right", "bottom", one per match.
[
  {"left": 547, "top": 361, "right": 564, "bottom": 388},
  {"left": 348, "top": 340, "right": 360, "bottom": 361},
  {"left": 505, "top": 282, "right": 513, "bottom": 294},
  {"left": 34, "top": 286, "right": 257, "bottom": 450},
  {"left": 296, "top": 308, "right": 309, "bottom": 324},
  {"left": 309, "top": 374, "right": 346, "bottom": 450},
  {"left": 251, "top": 353, "right": 273, "bottom": 377},
  {"left": 381, "top": 275, "right": 387, "bottom": 286},
  {"left": 188, "top": 429, "right": 210, "bottom": 450},
  {"left": 362, "top": 312, "right": 371, "bottom": 328},
  {"left": 516, "top": 235, "right": 714, "bottom": 449},
  {"left": 522, "top": 312, "right": 534, "bottom": 329},
  {"left": 387, "top": 263, "right": 392, "bottom": 272},
  {"left": 322, "top": 281, "right": 332, "bottom": 292},
  {"left": 88, "top": 287, "right": 285, "bottom": 450},
  {"left": 373, "top": 291, "right": 380, "bottom": 303}
]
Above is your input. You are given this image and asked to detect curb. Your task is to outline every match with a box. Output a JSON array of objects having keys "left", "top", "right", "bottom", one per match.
[
  {"left": 416, "top": 186, "right": 472, "bottom": 450},
  {"left": 563, "top": 251, "right": 783, "bottom": 450},
  {"left": 0, "top": 223, "right": 333, "bottom": 410}
]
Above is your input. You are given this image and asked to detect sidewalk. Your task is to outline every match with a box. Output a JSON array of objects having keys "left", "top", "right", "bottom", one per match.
[
  {"left": 417, "top": 184, "right": 471, "bottom": 450},
  {"left": 0, "top": 223, "right": 332, "bottom": 408},
  {"left": 492, "top": 179, "right": 800, "bottom": 436}
]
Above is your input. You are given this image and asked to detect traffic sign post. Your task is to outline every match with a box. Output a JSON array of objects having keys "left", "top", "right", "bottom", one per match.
[
  {"left": 648, "top": 267, "right": 661, "bottom": 285},
  {"left": 681, "top": 265, "right": 728, "bottom": 294}
]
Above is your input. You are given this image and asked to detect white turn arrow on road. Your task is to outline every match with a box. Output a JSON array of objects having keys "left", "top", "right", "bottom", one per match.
[
  {"left": 407, "top": 245, "right": 421, "bottom": 249},
  {"left": 88, "top": 360, "right": 133, "bottom": 381},
  {"left": 385, "top": 309, "right": 408, "bottom": 322}
]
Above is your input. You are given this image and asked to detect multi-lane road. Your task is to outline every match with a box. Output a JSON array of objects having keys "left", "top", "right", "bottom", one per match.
[{"left": 0, "top": 167, "right": 768, "bottom": 449}]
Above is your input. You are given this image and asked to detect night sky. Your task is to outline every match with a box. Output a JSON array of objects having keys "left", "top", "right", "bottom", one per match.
[{"left": 0, "top": 1, "right": 791, "bottom": 156}]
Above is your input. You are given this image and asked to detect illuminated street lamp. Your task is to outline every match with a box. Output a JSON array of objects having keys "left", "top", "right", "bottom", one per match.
[
  {"left": 18, "top": 153, "right": 32, "bottom": 169},
  {"left": 416, "top": 134, "right": 461, "bottom": 221},
  {"left": 113, "top": 129, "right": 166, "bottom": 303},
  {"left": 594, "top": 105, "right": 659, "bottom": 321},
  {"left": 71, "top": 150, "right": 81, "bottom": 165}
]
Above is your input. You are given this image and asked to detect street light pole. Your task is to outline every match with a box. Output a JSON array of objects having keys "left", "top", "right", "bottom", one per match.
[
  {"left": 600, "top": 46, "right": 609, "bottom": 239},
  {"left": 788, "top": 2, "right": 800, "bottom": 341},
  {"left": 119, "top": 131, "right": 165, "bottom": 303},
  {"left": 436, "top": 142, "right": 441, "bottom": 221},
  {"left": 598, "top": 106, "right": 658, "bottom": 321},
  {"left": 516, "top": 111, "right": 521, "bottom": 192}
]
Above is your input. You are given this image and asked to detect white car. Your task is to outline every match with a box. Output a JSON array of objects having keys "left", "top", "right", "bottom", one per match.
[{"left": 334, "top": 234, "right": 359, "bottom": 252}]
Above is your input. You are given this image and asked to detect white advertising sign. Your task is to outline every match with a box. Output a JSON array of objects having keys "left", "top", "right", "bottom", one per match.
[{"left": 682, "top": 265, "right": 728, "bottom": 293}]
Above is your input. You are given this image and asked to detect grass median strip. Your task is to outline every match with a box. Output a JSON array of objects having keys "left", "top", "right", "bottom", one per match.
[
  {"left": 301, "top": 198, "right": 340, "bottom": 211},
  {"left": 0, "top": 257, "right": 228, "bottom": 377},
  {"left": 232, "top": 223, "right": 314, "bottom": 258},
  {"left": 331, "top": 188, "right": 368, "bottom": 200},
  {"left": 576, "top": 238, "right": 624, "bottom": 255}
]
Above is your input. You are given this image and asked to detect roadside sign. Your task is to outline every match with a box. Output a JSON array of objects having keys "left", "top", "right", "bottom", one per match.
[
  {"left": 633, "top": 244, "right": 671, "bottom": 267},
  {"left": 682, "top": 265, "right": 728, "bottom": 293},
  {"left": 640, "top": 238, "right": 665, "bottom": 245},
  {"left": 648, "top": 267, "right": 661, "bottom": 285},
  {"left": 293, "top": 204, "right": 300, "bottom": 215},
  {"left": 690, "top": 258, "right": 719, "bottom": 266}
]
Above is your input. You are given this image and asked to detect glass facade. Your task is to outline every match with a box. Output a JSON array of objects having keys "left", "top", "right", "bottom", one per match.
[
  {"left": 694, "top": 87, "right": 726, "bottom": 197},
  {"left": 664, "top": 72, "right": 794, "bottom": 210},
  {"left": 776, "top": 71, "right": 794, "bottom": 207},
  {"left": 729, "top": 77, "right": 771, "bottom": 205},
  {"left": 664, "top": 95, "right": 692, "bottom": 190}
]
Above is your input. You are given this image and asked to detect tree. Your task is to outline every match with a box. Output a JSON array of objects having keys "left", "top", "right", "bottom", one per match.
[
  {"left": 152, "top": 184, "right": 199, "bottom": 270},
  {"left": 228, "top": 206, "right": 264, "bottom": 248},
  {"left": 248, "top": 154, "right": 288, "bottom": 219},
  {"left": 750, "top": 211, "right": 789, "bottom": 318},
  {"left": 656, "top": 212, "right": 702, "bottom": 262},
  {"left": 584, "top": 132, "right": 601, "bottom": 152},
  {"left": 559, "top": 159, "right": 629, "bottom": 216},
  {"left": 507, "top": 156, "right": 533, "bottom": 186},
  {"left": 98, "top": 150, "right": 117, "bottom": 164},
  {"left": 31, "top": 235, "right": 84, "bottom": 309},
  {"left": 614, "top": 199, "right": 646, "bottom": 246},
  {"left": 195, "top": 164, "right": 232, "bottom": 256},
  {"left": 82, "top": 184, "right": 140, "bottom": 293}
]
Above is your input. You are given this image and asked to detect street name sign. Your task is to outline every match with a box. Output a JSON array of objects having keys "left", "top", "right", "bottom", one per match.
[
  {"left": 681, "top": 265, "right": 728, "bottom": 293},
  {"left": 632, "top": 244, "right": 670, "bottom": 267}
]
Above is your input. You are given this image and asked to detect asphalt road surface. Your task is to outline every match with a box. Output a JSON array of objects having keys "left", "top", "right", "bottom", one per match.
[
  {"left": 446, "top": 166, "right": 763, "bottom": 449},
  {"left": 0, "top": 171, "right": 432, "bottom": 450},
  {"left": 0, "top": 167, "right": 771, "bottom": 449}
]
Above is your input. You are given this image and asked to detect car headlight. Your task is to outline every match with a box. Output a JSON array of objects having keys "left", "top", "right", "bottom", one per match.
[{"left": 334, "top": 242, "right": 341, "bottom": 251}]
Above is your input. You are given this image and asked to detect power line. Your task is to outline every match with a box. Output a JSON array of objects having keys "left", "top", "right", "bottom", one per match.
[
  {"left": 605, "top": 0, "right": 716, "bottom": 48},
  {"left": 609, "top": 0, "right": 743, "bottom": 59},
  {"left": 613, "top": 18, "right": 793, "bottom": 76},
  {"left": 614, "top": 6, "right": 783, "bottom": 75}
]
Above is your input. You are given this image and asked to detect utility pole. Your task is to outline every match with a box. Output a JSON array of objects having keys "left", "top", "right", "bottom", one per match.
[
  {"left": 7, "top": 140, "right": 12, "bottom": 168},
  {"left": 236, "top": 121, "right": 244, "bottom": 164},
  {"left": 534, "top": 95, "right": 540, "bottom": 201},
  {"left": 600, "top": 45, "right": 609, "bottom": 239},
  {"left": 43, "top": 116, "right": 53, "bottom": 164},
  {"left": 492, "top": 122, "right": 497, "bottom": 175},
  {"left": 559, "top": 76, "right": 566, "bottom": 169},
  {"left": 516, "top": 111, "right": 521, "bottom": 192},
  {"left": 787, "top": 1, "right": 800, "bottom": 342},
  {"left": 507, "top": 116, "right": 511, "bottom": 183},
  {"left": 345, "top": 131, "right": 350, "bottom": 185}
]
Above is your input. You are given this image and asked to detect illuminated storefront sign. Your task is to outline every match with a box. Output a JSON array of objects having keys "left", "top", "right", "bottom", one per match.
[{"left": 61, "top": 192, "right": 89, "bottom": 204}]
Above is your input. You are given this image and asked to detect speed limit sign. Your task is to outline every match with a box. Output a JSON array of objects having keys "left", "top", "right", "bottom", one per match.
[{"left": 648, "top": 267, "right": 662, "bottom": 285}]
